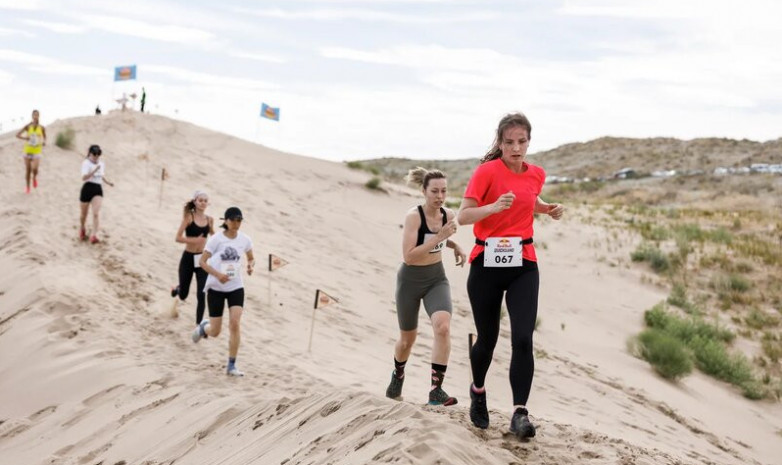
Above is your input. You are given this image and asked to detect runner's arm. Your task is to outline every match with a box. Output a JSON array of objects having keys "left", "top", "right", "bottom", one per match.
[
  {"left": 402, "top": 209, "right": 451, "bottom": 264},
  {"left": 246, "top": 249, "right": 255, "bottom": 275}
]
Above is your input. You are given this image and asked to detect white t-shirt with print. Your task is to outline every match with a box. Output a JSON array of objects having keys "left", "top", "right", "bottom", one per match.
[
  {"left": 204, "top": 231, "right": 253, "bottom": 293},
  {"left": 81, "top": 159, "right": 105, "bottom": 184}
]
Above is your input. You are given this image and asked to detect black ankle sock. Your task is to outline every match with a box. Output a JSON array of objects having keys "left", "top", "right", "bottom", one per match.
[
  {"left": 430, "top": 364, "right": 447, "bottom": 388},
  {"left": 394, "top": 357, "right": 407, "bottom": 378}
]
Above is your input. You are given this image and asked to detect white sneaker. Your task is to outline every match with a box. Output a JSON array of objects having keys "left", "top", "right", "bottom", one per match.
[
  {"left": 226, "top": 366, "right": 245, "bottom": 377},
  {"left": 191, "top": 320, "right": 208, "bottom": 343}
]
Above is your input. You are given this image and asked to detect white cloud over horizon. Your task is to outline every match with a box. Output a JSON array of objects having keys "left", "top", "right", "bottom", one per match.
[{"left": 1, "top": 0, "right": 780, "bottom": 161}]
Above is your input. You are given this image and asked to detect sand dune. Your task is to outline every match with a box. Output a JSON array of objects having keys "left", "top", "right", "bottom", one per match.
[{"left": 0, "top": 111, "right": 780, "bottom": 465}]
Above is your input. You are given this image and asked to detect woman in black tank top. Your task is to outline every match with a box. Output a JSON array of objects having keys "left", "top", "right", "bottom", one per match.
[
  {"left": 171, "top": 190, "right": 214, "bottom": 323},
  {"left": 385, "top": 167, "right": 466, "bottom": 406}
]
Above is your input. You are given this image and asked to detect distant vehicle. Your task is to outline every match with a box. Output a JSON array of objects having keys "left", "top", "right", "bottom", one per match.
[
  {"left": 750, "top": 163, "right": 770, "bottom": 173},
  {"left": 651, "top": 169, "right": 676, "bottom": 178},
  {"left": 769, "top": 164, "right": 782, "bottom": 174},
  {"left": 547, "top": 175, "right": 573, "bottom": 184},
  {"left": 713, "top": 167, "right": 729, "bottom": 176},
  {"left": 612, "top": 167, "right": 636, "bottom": 179}
]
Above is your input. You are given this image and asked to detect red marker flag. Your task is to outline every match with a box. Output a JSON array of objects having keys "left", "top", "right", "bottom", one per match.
[
  {"left": 268, "top": 253, "right": 289, "bottom": 272},
  {"left": 314, "top": 289, "right": 338, "bottom": 309}
]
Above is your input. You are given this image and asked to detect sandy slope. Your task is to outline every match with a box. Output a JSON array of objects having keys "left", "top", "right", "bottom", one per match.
[{"left": 0, "top": 111, "right": 780, "bottom": 465}]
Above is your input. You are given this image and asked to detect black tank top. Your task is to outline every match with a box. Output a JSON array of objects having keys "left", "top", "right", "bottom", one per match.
[
  {"left": 185, "top": 214, "right": 210, "bottom": 238},
  {"left": 416, "top": 205, "right": 447, "bottom": 246}
]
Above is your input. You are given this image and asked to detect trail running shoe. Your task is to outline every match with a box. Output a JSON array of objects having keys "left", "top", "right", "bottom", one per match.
[
  {"left": 385, "top": 371, "right": 404, "bottom": 400},
  {"left": 33, "top": 179, "right": 38, "bottom": 189},
  {"left": 90, "top": 236, "right": 100, "bottom": 244},
  {"left": 469, "top": 385, "right": 489, "bottom": 429},
  {"left": 428, "top": 387, "right": 457, "bottom": 406},
  {"left": 79, "top": 228, "right": 87, "bottom": 241},
  {"left": 226, "top": 366, "right": 245, "bottom": 377},
  {"left": 170, "top": 286, "right": 179, "bottom": 298},
  {"left": 509, "top": 407, "right": 536, "bottom": 439},
  {"left": 191, "top": 320, "right": 208, "bottom": 343}
]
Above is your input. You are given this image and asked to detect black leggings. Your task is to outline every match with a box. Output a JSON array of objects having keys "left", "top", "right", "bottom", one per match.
[
  {"left": 178, "top": 251, "right": 208, "bottom": 324},
  {"left": 467, "top": 254, "right": 539, "bottom": 406}
]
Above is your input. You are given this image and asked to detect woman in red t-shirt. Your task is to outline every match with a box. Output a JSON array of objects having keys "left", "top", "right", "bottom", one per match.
[{"left": 457, "top": 113, "right": 564, "bottom": 439}]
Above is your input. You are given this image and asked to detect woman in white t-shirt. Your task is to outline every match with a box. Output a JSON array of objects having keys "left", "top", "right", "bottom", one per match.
[
  {"left": 191, "top": 206, "right": 255, "bottom": 377},
  {"left": 79, "top": 144, "right": 114, "bottom": 244}
]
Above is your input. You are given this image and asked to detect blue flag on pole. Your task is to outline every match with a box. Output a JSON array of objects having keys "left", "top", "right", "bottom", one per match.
[
  {"left": 114, "top": 65, "right": 137, "bottom": 81},
  {"left": 260, "top": 103, "right": 280, "bottom": 121}
]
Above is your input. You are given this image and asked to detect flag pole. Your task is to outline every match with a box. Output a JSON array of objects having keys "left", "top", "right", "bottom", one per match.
[
  {"left": 267, "top": 254, "right": 273, "bottom": 308},
  {"left": 158, "top": 168, "right": 166, "bottom": 208},
  {"left": 308, "top": 290, "right": 320, "bottom": 352}
]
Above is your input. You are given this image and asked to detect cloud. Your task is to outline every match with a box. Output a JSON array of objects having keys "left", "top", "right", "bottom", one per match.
[
  {"left": 0, "top": 27, "right": 35, "bottom": 38},
  {"left": 238, "top": 7, "right": 497, "bottom": 23},
  {"left": 21, "top": 19, "right": 87, "bottom": 34},
  {"left": 0, "top": 0, "right": 41, "bottom": 10},
  {"left": 0, "top": 49, "right": 52, "bottom": 65},
  {"left": 0, "top": 49, "right": 105, "bottom": 76},
  {"left": 144, "top": 64, "right": 279, "bottom": 91},
  {"left": 78, "top": 14, "right": 218, "bottom": 46},
  {"left": 321, "top": 44, "right": 506, "bottom": 71},
  {"left": 228, "top": 50, "right": 287, "bottom": 64},
  {"left": 0, "top": 68, "right": 13, "bottom": 85}
]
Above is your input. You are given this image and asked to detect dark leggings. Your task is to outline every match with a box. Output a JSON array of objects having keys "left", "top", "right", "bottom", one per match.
[
  {"left": 178, "top": 251, "right": 208, "bottom": 324},
  {"left": 467, "top": 253, "right": 539, "bottom": 406}
]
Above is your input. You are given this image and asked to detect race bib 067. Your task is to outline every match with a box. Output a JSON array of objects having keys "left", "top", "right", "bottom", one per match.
[{"left": 483, "top": 237, "right": 523, "bottom": 267}]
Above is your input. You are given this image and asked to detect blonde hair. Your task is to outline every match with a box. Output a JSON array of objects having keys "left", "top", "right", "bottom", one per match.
[{"left": 405, "top": 167, "right": 446, "bottom": 189}]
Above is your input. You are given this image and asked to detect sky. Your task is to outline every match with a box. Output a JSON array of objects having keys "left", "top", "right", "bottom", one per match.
[{"left": 1, "top": 0, "right": 781, "bottom": 162}]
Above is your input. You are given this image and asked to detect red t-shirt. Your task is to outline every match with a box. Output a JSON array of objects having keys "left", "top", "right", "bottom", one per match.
[{"left": 463, "top": 159, "right": 546, "bottom": 263}]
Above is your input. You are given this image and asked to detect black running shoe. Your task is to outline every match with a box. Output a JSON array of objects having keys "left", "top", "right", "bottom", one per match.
[
  {"left": 385, "top": 371, "right": 404, "bottom": 399},
  {"left": 469, "top": 385, "right": 489, "bottom": 429},
  {"left": 509, "top": 407, "right": 536, "bottom": 439},
  {"left": 170, "top": 286, "right": 179, "bottom": 298},
  {"left": 428, "top": 387, "right": 457, "bottom": 406}
]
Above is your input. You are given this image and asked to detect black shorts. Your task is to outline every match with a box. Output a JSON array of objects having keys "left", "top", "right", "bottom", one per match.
[
  {"left": 207, "top": 288, "right": 245, "bottom": 318},
  {"left": 79, "top": 182, "right": 103, "bottom": 203}
]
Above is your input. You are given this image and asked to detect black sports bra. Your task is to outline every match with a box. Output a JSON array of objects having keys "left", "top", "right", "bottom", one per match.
[
  {"left": 416, "top": 205, "right": 447, "bottom": 250},
  {"left": 185, "top": 215, "right": 210, "bottom": 238}
]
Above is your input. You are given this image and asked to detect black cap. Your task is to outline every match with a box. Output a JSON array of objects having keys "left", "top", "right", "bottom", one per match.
[
  {"left": 221, "top": 207, "right": 243, "bottom": 220},
  {"left": 88, "top": 144, "right": 102, "bottom": 155}
]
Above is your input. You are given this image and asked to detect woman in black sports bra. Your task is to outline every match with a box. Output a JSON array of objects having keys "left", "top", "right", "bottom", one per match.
[
  {"left": 172, "top": 190, "right": 214, "bottom": 323},
  {"left": 385, "top": 167, "right": 466, "bottom": 406}
]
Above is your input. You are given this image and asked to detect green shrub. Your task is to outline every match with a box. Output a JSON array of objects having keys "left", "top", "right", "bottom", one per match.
[
  {"left": 746, "top": 309, "right": 780, "bottom": 330},
  {"left": 644, "top": 304, "right": 734, "bottom": 344},
  {"left": 731, "top": 236, "right": 781, "bottom": 266},
  {"left": 636, "top": 222, "right": 669, "bottom": 241},
  {"left": 708, "top": 227, "right": 733, "bottom": 245},
  {"left": 346, "top": 161, "right": 364, "bottom": 169},
  {"left": 635, "top": 329, "right": 693, "bottom": 380},
  {"left": 672, "top": 224, "right": 706, "bottom": 242},
  {"left": 55, "top": 127, "right": 75, "bottom": 149},
  {"left": 690, "top": 336, "right": 754, "bottom": 387},
  {"left": 667, "top": 283, "right": 688, "bottom": 309},
  {"left": 365, "top": 177, "right": 382, "bottom": 190},
  {"left": 711, "top": 273, "right": 751, "bottom": 294},
  {"left": 761, "top": 333, "right": 782, "bottom": 362},
  {"left": 631, "top": 243, "right": 670, "bottom": 273}
]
